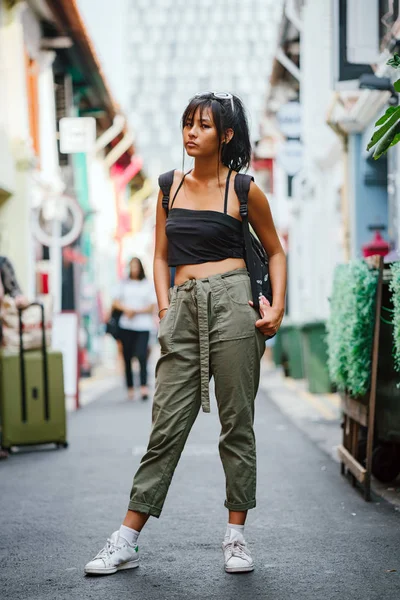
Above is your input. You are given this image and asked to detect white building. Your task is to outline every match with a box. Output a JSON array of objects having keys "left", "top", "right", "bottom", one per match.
[
  {"left": 125, "top": 0, "right": 284, "bottom": 179},
  {"left": 0, "top": 0, "right": 146, "bottom": 378},
  {"left": 0, "top": 1, "right": 44, "bottom": 297},
  {"left": 263, "top": 0, "right": 395, "bottom": 322}
]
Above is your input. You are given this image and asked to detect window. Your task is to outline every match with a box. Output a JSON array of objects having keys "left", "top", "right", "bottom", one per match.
[{"left": 334, "top": 0, "right": 374, "bottom": 89}]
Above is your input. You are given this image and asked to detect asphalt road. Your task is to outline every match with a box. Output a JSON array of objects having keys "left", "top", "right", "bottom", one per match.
[{"left": 1, "top": 374, "right": 399, "bottom": 600}]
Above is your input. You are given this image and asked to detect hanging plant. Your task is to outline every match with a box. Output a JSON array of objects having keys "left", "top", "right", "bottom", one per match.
[
  {"left": 327, "top": 261, "right": 378, "bottom": 396},
  {"left": 367, "top": 53, "right": 400, "bottom": 159},
  {"left": 389, "top": 262, "right": 400, "bottom": 373}
]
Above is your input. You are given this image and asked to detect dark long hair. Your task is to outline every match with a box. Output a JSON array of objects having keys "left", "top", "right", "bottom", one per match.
[
  {"left": 181, "top": 93, "right": 252, "bottom": 172},
  {"left": 128, "top": 257, "right": 146, "bottom": 281}
]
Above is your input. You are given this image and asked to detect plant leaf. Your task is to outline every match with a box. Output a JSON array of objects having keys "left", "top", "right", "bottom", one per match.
[
  {"left": 373, "top": 121, "right": 400, "bottom": 159},
  {"left": 387, "top": 53, "right": 400, "bottom": 68},
  {"left": 367, "top": 106, "right": 400, "bottom": 151},
  {"left": 375, "top": 106, "right": 398, "bottom": 126},
  {"left": 390, "top": 132, "right": 400, "bottom": 148},
  {"left": 394, "top": 79, "right": 400, "bottom": 92}
]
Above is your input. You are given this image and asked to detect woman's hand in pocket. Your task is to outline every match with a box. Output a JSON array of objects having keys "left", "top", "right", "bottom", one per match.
[
  {"left": 249, "top": 296, "right": 283, "bottom": 337},
  {"left": 158, "top": 307, "right": 169, "bottom": 321}
]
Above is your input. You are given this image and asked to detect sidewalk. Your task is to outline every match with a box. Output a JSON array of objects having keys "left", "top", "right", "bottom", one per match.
[
  {"left": 77, "top": 365, "right": 122, "bottom": 410},
  {"left": 260, "top": 361, "right": 400, "bottom": 509}
]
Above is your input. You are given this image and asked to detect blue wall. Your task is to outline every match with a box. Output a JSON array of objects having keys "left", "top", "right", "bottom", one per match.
[{"left": 349, "top": 133, "right": 388, "bottom": 258}]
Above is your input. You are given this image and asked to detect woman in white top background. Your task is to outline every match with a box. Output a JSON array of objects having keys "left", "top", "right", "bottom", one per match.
[{"left": 113, "top": 258, "right": 156, "bottom": 400}]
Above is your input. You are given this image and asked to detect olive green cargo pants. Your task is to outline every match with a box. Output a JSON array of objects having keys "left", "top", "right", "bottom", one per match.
[{"left": 128, "top": 269, "right": 265, "bottom": 517}]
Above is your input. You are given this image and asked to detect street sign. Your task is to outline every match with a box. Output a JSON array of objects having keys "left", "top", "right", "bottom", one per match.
[
  {"left": 59, "top": 117, "right": 96, "bottom": 154},
  {"left": 276, "top": 102, "right": 302, "bottom": 139},
  {"left": 277, "top": 139, "right": 304, "bottom": 176}
]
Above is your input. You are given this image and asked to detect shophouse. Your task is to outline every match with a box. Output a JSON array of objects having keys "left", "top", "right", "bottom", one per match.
[
  {"left": 262, "top": 0, "right": 396, "bottom": 322},
  {"left": 0, "top": 0, "right": 149, "bottom": 373}
]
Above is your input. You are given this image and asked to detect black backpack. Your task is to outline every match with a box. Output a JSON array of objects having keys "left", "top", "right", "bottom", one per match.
[
  {"left": 234, "top": 173, "right": 272, "bottom": 311},
  {"left": 158, "top": 170, "right": 272, "bottom": 311}
]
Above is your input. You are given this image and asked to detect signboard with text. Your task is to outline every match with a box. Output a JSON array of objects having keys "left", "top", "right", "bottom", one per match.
[{"left": 59, "top": 117, "right": 96, "bottom": 154}]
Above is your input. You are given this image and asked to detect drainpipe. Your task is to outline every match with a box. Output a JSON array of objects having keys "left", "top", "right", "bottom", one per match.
[{"left": 326, "top": 93, "right": 351, "bottom": 262}]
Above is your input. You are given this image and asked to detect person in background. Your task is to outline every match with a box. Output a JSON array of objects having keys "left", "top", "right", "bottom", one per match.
[
  {"left": 0, "top": 256, "right": 28, "bottom": 459},
  {"left": 113, "top": 258, "right": 156, "bottom": 401}
]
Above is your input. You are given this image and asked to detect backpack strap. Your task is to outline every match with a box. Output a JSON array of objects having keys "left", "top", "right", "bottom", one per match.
[
  {"left": 234, "top": 173, "right": 260, "bottom": 309},
  {"left": 158, "top": 170, "right": 175, "bottom": 216},
  {"left": 234, "top": 173, "right": 254, "bottom": 218}
]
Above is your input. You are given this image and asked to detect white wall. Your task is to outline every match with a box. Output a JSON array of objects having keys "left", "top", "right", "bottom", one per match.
[
  {"left": 38, "top": 53, "right": 62, "bottom": 187},
  {"left": 78, "top": 0, "right": 130, "bottom": 112},
  {"left": 268, "top": 162, "right": 291, "bottom": 234},
  {"left": 88, "top": 155, "right": 119, "bottom": 309},
  {"left": 0, "top": 7, "right": 16, "bottom": 200},
  {"left": 0, "top": 4, "right": 34, "bottom": 294},
  {"left": 287, "top": 0, "right": 344, "bottom": 321}
]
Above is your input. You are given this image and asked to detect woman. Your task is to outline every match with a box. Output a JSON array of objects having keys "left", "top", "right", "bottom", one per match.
[
  {"left": 113, "top": 257, "right": 155, "bottom": 400},
  {"left": 85, "top": 92, "right": 286, "bottom": 575}
]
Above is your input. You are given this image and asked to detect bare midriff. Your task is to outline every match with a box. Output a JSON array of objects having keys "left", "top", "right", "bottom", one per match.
[{"left": 174, "top": 257, "right": 246, "bottom": 286}]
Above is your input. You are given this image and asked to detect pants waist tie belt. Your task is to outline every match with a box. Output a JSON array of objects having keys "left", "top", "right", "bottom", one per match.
[
  {"left": 176, "top": 269, "right": 249, "bottom": 414},
  {"left": 177, "top": 277, "right": 211, "bottom": 413}
]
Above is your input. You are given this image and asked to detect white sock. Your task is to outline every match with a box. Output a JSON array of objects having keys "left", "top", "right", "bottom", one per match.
[
  {"left": 118, "top": 524, "right": 140, "bottom": 546},
  {"left": 225, "top": 523, "right": 245, "bottom": 541}
]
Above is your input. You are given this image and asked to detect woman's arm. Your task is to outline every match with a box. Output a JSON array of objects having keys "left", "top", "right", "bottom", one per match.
[
  {"left": 112, "top": 299, "right": 130, "bottom": 314},
  {"left": 133, "top": 303, "right": 156, "bottom": 315},
  {"left": 247, "top": 181, "right": 287, "bottom": 335},
  {"left": 112, "top": 299, "right": 154, "bottom": 319},
  {"left": 154, "top": 188, "right": 171, "bottom": 317}
]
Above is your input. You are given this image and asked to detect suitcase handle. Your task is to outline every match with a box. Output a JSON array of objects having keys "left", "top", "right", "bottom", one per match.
[{"left": 18, "top": 302, "right": 49, "bottom": 423}]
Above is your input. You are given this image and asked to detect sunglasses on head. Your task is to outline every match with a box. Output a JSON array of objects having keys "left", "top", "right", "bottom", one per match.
[{"left": 194, "top": 91, "right": 235, "bottom": 113}]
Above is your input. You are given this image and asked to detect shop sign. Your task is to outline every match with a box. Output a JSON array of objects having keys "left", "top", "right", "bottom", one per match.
[
  {"left": 277, "top": 102, "right": 302, "bottom": 139},
  {"left": 59, "top": 117, "right": 96, "bottom": 154}
]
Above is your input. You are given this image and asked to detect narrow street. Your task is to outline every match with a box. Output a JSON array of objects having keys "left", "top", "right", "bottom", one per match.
[{"left": 1, "top": 366, "right": 399, "bottom": 600}]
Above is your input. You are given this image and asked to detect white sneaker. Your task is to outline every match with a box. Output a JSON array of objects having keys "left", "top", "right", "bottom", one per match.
[
  {"left": 84, "top": 531, "right": 139, "bottom": 575},
  {"left": 222, "top": 530, "right": 254, "bottom": 573}
]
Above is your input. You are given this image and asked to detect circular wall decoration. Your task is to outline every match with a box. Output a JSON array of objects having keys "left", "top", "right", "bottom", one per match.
[{"left": 32, "top": 194, "right": 84, "bottom": 248}]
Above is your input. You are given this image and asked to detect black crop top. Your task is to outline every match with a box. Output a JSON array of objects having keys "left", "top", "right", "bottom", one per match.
[{"left": 165, "top": 170, "right": 245, "bottom": 267}]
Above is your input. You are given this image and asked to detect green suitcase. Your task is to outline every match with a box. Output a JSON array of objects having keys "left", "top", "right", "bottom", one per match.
[{"left": 0, "top": 302, "right": 67, "bottom": 450}]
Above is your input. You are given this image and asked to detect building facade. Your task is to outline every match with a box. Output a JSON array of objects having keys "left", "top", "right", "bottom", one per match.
[
  {"left": 0, "top": 0, "right": 148, "bottom": 375},
  {"left": 261, "top": 0, "right": 396, "bottom": 323}
]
